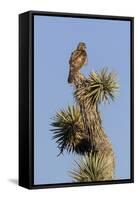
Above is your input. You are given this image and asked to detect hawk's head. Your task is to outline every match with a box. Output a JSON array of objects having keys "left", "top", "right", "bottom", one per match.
[{"left": 77, "top": 42, "right": 86, "bottom": 50}]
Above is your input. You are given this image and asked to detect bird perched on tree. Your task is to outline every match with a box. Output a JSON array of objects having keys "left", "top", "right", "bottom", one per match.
[{"left": 68, "top": 42, "right": 88, "bottom": 84}]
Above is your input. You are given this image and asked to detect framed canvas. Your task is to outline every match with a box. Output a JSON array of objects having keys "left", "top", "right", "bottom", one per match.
[{"left": 19, "top": 11, "right": 134, "bottom": 189}]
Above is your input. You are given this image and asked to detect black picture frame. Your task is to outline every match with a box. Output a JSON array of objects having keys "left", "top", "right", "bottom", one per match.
[{"left": 19, "top": 10, "right": 134, "bottom": 189}]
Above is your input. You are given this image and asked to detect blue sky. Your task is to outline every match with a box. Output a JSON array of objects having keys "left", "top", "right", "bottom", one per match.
[{"left": 34, "top": 15, "right": 131, "bottom": 184}]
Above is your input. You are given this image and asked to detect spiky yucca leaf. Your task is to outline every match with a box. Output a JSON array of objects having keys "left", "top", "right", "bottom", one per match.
[
  {"left": 51, "top": 105, "right": 91, "bottom": 155},
  {"left": 75, "top": 68, "right": 119, "bottom": 109},
  {"left": 70, "top": 151, "right": 114, "bottom": 182}
]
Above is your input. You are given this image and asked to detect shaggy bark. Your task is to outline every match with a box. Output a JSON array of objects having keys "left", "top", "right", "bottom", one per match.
[{"left": 72, "top": 71, "right": 115, "bottom": 180}]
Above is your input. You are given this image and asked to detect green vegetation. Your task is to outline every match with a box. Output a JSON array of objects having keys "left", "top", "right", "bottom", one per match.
[{"left": 51, "top": 68, "right": 118, "bottom": 182}]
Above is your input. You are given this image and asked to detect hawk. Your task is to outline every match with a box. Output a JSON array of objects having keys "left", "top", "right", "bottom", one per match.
[{"left": 68, "top": 42, "right": 87, "bottom": 84}]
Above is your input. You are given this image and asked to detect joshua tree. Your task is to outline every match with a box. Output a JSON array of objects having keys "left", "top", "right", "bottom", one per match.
[{"left": 51, "top": 44, "right": 119, "bottom": 182}]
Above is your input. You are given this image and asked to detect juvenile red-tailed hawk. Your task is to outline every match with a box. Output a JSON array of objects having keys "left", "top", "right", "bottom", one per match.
[{"left": 68, "top": 42, "right": 87, "bottom": 83}]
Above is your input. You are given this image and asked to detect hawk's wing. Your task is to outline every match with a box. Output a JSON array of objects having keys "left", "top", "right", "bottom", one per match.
[{"left": 69, "top": 50, "right": 82, "bottom": 65}]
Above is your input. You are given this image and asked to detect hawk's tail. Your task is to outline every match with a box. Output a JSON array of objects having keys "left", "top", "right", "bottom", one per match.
[{"left": 68, "top": 70, "right": 74, "bottom": 84}]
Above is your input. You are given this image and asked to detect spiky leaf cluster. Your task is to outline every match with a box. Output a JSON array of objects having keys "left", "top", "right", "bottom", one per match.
[
  {"left": 74, "top": 68, "right": 119, "bottom": 109},
  {"left": 70, "top": 151, "right": 114, "bottom": 182},
  {"left": 51, "top": 106, "right": 91, "bottom": 155}
]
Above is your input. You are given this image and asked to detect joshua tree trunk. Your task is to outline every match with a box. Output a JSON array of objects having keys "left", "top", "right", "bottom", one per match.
[
  {"left": 73, "top": 71, "right": 115, "bottom": 180},
  {"left": 51, "top": 67, "right": 118, "bottom": 181}
]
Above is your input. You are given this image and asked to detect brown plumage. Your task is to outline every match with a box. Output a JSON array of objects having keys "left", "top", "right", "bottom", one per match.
[{"left": 68, "top": 42, "right": 88, "bottom": 83}]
